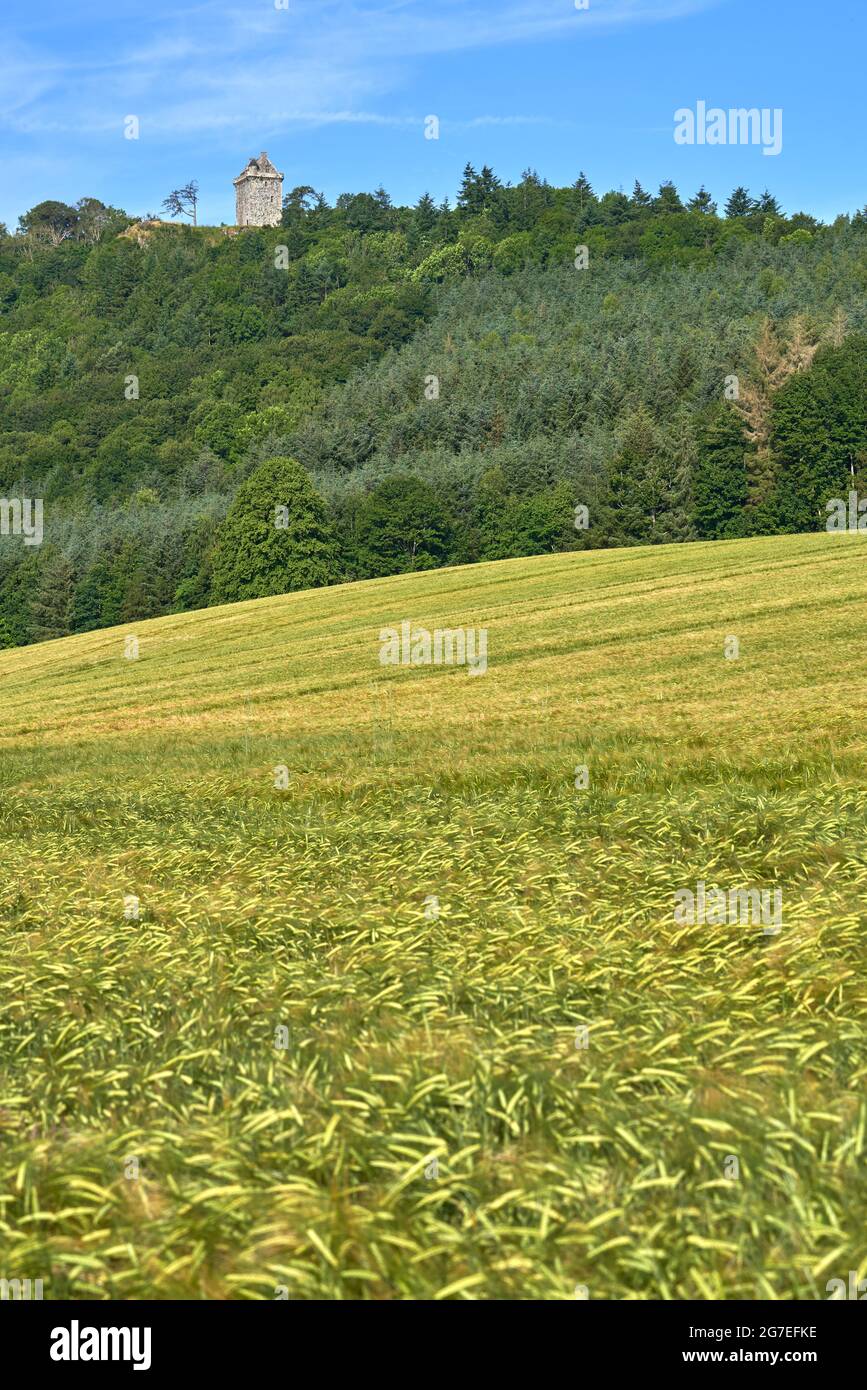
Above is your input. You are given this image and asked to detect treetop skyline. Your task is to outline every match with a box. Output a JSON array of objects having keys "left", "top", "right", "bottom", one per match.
[{"left": 1, "top": 0, "right": 863, "bottom": 229}]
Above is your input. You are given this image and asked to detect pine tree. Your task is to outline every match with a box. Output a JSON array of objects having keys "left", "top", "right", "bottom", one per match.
[
  {"left": 29, "top": 548, "right": 74, "bottom": 642},
  {"left": 655, "top": 181, "right": 684, "bottom": 213},
  {"left": 476, "top": 467, "right": 518, "bottom": 560},
  {"left": 71, "top": 558, "right": 121, "bottom": 632},
  {"left": 658, "top": 411, "right": 697, "bottom": 542},
  {"left": 512, "top": 168, "right": 552, "bottom": 229},
  {"left": 572, "top": 172, "right": 596, "bottom": 220},
  {"left": 479, "top": 166, "right": 502, "bottom": 201},
  {"left": 756, "top": 189, "right": 781, "bottom": 216},
  {"left": 414, "top": 192, "right": 438, "bottom": 234},
  {"left": 609, "top": 407, "right": 663, "bottom": 543},
  {"left": 631, "top": 180, "right": 652, "bottom": 208},
  {"left": 457, "top": 164, "right": 481, "bottom": 216},
  {"left": 768, "top": 334, "right": 867, "bottom": 532},
  {"left": 119, "top": 543, "right": 170, "bottom": 623},
  {"left": 693, "top": 405, "right": 749, "bottom": 538},
  {"left": 687, "top": 187, "right": 717, "bottom": 215},
  {"left": 725, "top": 187, "right": 757, "bottom": 218},
  {"left": 599, "top": 191, "right": 631, "bottom": 226}
]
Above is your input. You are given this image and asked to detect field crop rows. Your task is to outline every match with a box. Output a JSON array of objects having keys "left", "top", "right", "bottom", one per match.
[{"left": 1, "top": 532, "right": 866, "bottom": 1298}]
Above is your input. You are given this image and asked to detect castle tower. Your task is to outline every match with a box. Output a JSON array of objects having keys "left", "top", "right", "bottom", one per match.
[{"left": 233, "top": 151, "right": 284, "bottom": 228}]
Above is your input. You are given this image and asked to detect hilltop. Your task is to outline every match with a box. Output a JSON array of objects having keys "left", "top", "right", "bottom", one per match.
[{"left": 1, "top": 171, "right": 867, "bottom": 648}]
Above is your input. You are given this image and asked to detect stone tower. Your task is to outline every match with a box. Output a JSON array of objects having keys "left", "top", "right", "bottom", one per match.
[{"left": 233, "top": 151, "right": 284, "bottom": 228}]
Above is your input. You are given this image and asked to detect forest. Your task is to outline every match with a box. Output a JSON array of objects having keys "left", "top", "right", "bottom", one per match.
[{"left": 1, "top": 166, "right": 866, "bottom": 645}]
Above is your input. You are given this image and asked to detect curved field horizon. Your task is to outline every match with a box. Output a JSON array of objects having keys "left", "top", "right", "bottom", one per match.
[{"left": 1, "top": 532, "right": 865, "bottom": 1299}]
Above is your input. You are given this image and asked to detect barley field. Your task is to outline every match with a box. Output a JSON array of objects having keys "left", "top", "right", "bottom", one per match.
[{"left": 1, "top": 532, "right": 866, "bottom": 1300}]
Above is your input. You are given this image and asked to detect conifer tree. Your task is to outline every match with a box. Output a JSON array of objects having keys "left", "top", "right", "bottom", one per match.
[
  {"left": 687, "top": 186, "right": 717, "bottom": 214},
  {"left": 693, "top": 405, "right": 749, "bottom": 538},
  {"left": 572, "top": 172, "right": 596, "bottom": 226},
  {"left": 756, "top": 189, "right": 781, "bottom": 216},
  {"left": 457, "top": 164, "right": 482, "bottom": 216},
  {"left": 30, "top": 548, "right": 74, "bottom": 642},
  {"left": 655, "top": 181, "right": 684, "bottom": 213},
  {"left": 609, "top": 408, "right": 665, "bottom": 543},
  {"left": 768, "top": 334, "right": 867, "bottom": 532},
  {"left": 414, "top": 192, "right": 438, "bottom": 233},
  {"left": 725, "top": 187, "right": 756, "bottom": 218}
]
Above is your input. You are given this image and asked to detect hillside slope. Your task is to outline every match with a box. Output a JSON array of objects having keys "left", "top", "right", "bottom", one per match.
[
  {"left": 4, "top": 214, "right": 867, "bottom": 648},
  {"left": 1, "top": 533, "right": 866, "bottom": 1299}
]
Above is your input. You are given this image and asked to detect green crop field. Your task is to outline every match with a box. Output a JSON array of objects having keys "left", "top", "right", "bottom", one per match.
[{"left": 1, "top": 531, "right": 866, "bottom": 1301}]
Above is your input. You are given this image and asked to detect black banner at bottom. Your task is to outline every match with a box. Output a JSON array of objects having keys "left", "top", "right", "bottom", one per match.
[{"left": 3, "top": 1297, "right": 861, "bottom": 1376}]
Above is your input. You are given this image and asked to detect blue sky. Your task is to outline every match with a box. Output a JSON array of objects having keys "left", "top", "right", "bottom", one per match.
[{"left": 0, "top": 0, "right": 863, "bottom": 229}]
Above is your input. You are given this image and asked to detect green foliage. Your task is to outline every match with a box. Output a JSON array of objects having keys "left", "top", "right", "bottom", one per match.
[
  {"left": 411, "top": 243, "right": 475, "bottom": 285},
  {"left": 210, "top": 455, "right": 340, "bottom": 602},
  {"left": 769, "top": 335, "right": 867, "bottom": 531},
  {"left": 0, "top": 168, "right": 865, "bottom": 647},
  {"left": 354, "top": 474, "right": 449, "bottom": 576},
  {"left": 609, "top": 409, "right": 673, "bottom": 544},
  {"left": 639, "top": 211, "right": 723, "bottom": 265},
  {"left": 693, "top": 405, "right": 750, "bottom": 539},
  {"left": 492, "top": 232, "right": 534, "bottom": 274},
  {"left": 29, "top": 546, "right": 74, "bottom": 641}
]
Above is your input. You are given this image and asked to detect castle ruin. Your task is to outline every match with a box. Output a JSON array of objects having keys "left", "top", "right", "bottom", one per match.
[{"left": 234, "top": 152, "right": 284, "bottom": 228}]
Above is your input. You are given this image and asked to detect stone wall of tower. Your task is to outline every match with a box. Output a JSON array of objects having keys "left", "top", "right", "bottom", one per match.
[{"left": 235, "top": 175, "right": 282, "bottom": 228}]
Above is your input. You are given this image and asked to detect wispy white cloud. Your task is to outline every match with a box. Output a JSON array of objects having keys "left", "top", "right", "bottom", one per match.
[{"left": 0, "top": 0, "right": 722, "bottom": 141}]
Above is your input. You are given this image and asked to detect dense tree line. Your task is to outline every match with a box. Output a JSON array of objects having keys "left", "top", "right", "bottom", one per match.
[{"left": 1, "top": 168, "right": 867, "bottom": 646}]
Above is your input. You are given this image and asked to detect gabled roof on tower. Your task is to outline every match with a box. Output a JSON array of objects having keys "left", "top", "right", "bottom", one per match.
[{"left": 233, "top": 151, "right": 283, "bottom": 183}]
